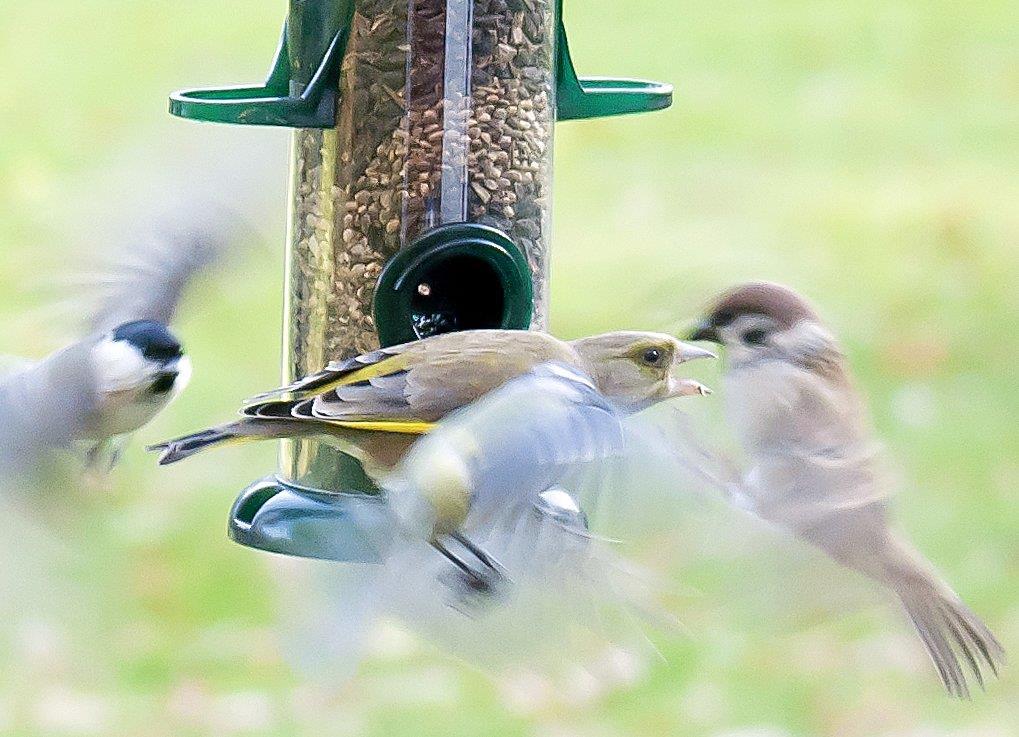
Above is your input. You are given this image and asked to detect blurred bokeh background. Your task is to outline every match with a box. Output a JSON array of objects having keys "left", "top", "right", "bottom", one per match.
[{"left": 1, "top": 1, "right": 1016, "bottom": 735}]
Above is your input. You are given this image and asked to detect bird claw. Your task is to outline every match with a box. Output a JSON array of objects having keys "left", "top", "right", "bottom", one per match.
[
  {"left": 433, "top": 536, "right": 508, "bottom": 610},
  {"left": 451, "top": 532, "right": 507, "bottom": 577}
]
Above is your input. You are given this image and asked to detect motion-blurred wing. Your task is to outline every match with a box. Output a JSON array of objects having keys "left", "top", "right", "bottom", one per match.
[
  {"left": 365, "top": 487, "right": 675, "bottom": 680},
  {"left": 84, "top": 218, "right": 243, "bottom": 334},
  {"left": 0, "top": 355, "right": 35, "bottom": 380},
  {"left": 285, "top": 365, "right": 690, "bottom": 684},
  {"left": 390, "top": 362, "right": 627, "bottom": 527},
  {"left": 0, "top": 342, "right": 97, "bottom": 475},
  {"left": 295, "top": 486, "right": 676, "bottom": 685}
]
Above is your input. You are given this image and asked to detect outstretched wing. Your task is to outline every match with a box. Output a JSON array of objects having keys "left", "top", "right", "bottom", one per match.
[
  {"left": 306, "top": 365, "right": 679, "bottom": 680},
  {"left": 85, "top": 216, "right": 250, "bottom": 334},
  {"left": 387, "top": 362, "right": 628, "bottom": 528},
  {"left": 0, "top": 341, "right": 98, "bottom": 475},
  {"left": 0, "top": 355, "right": 35, "bottom": 381}
]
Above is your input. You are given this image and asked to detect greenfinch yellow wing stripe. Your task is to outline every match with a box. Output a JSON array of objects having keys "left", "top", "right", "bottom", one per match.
[{"left": 317, "top": 418, "right": 433, "bottom": 434}]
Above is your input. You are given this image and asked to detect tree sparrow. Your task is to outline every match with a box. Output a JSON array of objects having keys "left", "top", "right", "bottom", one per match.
[{"left": 690, "top": 281, "right": 1005, "bottom": 697}]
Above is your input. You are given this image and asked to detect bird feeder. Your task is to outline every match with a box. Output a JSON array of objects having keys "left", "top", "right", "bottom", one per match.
[{"left": 170, "top": 0, "right": 671, "bottom": 560}]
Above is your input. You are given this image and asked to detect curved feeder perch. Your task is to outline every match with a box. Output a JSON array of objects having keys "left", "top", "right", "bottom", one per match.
[{"left": 170, "top": 0, "right": 672, "bottom": 561}]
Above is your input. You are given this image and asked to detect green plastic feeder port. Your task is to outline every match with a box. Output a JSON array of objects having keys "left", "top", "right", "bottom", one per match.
[
  {"left": 374, "top": 224, "right": 533, "bottom": 347},
  {"left": 172, "top": 0, "right": 673, "bottom": 562}
]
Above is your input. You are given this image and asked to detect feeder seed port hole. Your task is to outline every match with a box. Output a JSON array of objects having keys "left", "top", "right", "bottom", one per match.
[{"left": 373, "top": 222, "right": 535, "bottom": 347}]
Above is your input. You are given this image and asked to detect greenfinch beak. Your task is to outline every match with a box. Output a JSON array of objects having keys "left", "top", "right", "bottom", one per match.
[
  {"left": 671, "top": 378, "right": 712, "bottom": 398},
  {"left": 675, "top": 341, "right": 717, "bottom": 363}
]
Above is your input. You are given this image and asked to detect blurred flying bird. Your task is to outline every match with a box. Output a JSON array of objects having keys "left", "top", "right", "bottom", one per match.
[
  {"left": 150, "top": 329, "right": 714, "bottom": 477},
  {"left": 0, "top": 126, "right": 282, "bottom": 643},
  {"left": 0, "top": 223, "right": 246, "bottom": 474},
  {"left": 689, "top": 281, "right": 1006, "bottom": 697},
  {"left": 291, "top": 362, "right": 681, "bottom": 679},
  {"left": 0, "top": 321, "right": 189, "bottom": 473}
]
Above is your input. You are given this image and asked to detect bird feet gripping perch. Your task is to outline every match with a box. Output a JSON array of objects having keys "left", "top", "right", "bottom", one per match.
[{"left": 433, "top": 533, "right": 508, "bottom": 601}]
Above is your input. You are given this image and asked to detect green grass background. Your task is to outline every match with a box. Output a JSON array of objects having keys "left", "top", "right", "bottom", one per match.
[{"left": 0, "top": 1, "right": 1016, "bottom": 735}]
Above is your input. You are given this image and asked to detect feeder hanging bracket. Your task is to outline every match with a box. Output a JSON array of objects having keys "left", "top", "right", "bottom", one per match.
[{"left": 169, "top": 1, "right": 672, "bottom": 128}]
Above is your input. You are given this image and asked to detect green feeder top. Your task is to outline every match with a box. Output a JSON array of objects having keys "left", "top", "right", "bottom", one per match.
[{"left": 169, "top": 0, "right": 672, "bottom": 128}]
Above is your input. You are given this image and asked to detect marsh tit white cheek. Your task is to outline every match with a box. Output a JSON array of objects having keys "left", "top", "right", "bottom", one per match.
[{"left": 91, "top": 338, "right": 152, "bottom": 394}]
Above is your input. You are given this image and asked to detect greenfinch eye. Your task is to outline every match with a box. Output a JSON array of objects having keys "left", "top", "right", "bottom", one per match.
[{"left": 641, "top": 348, "right": 663, "bottom": 365}]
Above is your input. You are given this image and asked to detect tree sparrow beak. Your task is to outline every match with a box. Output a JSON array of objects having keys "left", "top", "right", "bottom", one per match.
[{"left": 689, "top": 321, "right": 721, "bottom": 344}]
